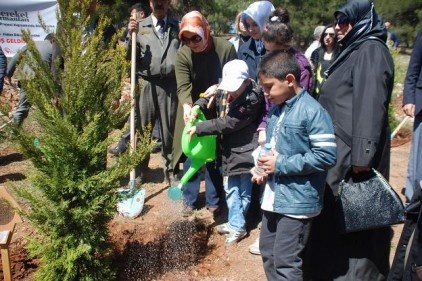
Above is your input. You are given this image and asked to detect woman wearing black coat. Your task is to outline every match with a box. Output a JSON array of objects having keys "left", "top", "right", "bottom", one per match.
[{"left": 304, "top": 0, "right": 395, "bottom": 280}]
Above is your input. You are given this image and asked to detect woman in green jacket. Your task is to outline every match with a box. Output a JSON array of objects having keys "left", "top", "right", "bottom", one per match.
[{"left": 172, "top": 11, "right": 237, "bottom": 216}]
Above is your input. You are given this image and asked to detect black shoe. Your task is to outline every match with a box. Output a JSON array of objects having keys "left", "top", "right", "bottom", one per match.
[
  {"left": 151, "top": 142, "right": 162, "bottom": 153},
  {"left": 108, "top": 142, "right": 127, "bottom": 156}
]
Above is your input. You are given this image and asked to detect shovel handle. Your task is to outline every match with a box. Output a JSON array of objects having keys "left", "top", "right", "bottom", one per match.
[
  {"left": 391, "top": 116, "right": 410, "bottom": 140},
  {"left": 129, "top": 10, "right": 138, "bottom": 182}
]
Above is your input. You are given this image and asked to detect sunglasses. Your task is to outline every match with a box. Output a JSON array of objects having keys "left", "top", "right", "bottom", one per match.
[
  {"left": 336, "top": 15, "right": 350, "bottom": 27},
  {"left": 181, "top": 34, "right": 202, "bottom": 45},
  {"left": 324, "top": 32, "right": 335, "bottom": 37}
]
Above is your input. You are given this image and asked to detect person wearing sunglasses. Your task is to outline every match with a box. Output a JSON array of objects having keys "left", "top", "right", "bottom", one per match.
[
  {"left": 172, "top": 11, "right": 238, "bottom": 217},
  {"left": 304, "top": 0, "right": 394, "bottom": 280},
  {"left": 310, "top": 24, "right": 340, "bottom": 99}
]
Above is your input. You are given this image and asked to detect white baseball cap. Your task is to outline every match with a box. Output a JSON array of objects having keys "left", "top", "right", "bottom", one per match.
[{"left": 218, "top": 60, "right": 249, "bottom": 92}]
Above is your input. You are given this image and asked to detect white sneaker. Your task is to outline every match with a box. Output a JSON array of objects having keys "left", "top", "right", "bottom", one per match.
[
  {"left": 249, "top": 237, "right": 261, "bottom": 255},
  {"left": 216, "top": 223, "right": 231, "bottom": 235},
  {"left": 225, "top": 229, "right": 247, "bottom": 245}
]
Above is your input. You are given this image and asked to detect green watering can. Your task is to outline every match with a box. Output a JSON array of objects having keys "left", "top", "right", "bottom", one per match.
[{"left": 168, "top": 107, "right": 216, "bottom": 200}]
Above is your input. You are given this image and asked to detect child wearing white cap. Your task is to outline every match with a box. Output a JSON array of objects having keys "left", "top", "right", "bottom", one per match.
[{"left": 186, "top": 59, "right": 265, "bottom": 245}]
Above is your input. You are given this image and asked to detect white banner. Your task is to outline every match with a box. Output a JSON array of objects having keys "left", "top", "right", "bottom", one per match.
[{"left": 0, "top": 0, "right": 58, "bottom": 57}]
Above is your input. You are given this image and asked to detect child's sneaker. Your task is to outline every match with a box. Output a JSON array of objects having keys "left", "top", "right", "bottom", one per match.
[
  {"left": 216, "top": 223, "right": 231, "bottom": 235},
  {"left": 225, "top": 229, "right": 247, "bottom": 245},
  {"left": 249, "top": 237, "right": 261, "bottom": 255}
]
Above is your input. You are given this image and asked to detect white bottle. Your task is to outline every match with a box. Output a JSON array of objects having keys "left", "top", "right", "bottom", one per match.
[{"left": 253, "top": 143, "right": 273, "bottom": 176}]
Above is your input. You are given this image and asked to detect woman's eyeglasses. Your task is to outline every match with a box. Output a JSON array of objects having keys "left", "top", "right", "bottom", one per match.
[
  {"left": 336, "top": 15, "right": 349, "bottom": 27},
  {"left": 324, "top": 32, "right": 335, "bottom": 37},
  {"left": 181, "top": 34, "right": 202, "bottom": 45}
]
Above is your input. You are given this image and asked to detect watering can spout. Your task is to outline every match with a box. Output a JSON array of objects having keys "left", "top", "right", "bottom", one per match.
[
  {"left": 179, "top": 159, "right": 206, "bottom": 187},
  {"left": 167, "top": 152, "right": 209, "bottom": 201}
]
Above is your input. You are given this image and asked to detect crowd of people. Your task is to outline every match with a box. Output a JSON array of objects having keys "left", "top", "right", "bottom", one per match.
[{"left": 1, "top": 0, "right": 420, "bottom": 279}]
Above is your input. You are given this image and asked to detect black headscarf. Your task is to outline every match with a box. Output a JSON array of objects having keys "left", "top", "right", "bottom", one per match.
[{"left": 324, "top": 0, "right": 388, "bottom": 77}]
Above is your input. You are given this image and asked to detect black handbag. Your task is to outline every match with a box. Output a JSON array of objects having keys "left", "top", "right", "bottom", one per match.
[{"left": 335, "top": 169, "right": 405, "bottom": 233}]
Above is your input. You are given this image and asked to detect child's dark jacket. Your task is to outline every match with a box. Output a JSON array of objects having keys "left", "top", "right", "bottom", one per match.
[{"left": 194, "top": 84, "right": 264, "bottom": 176}]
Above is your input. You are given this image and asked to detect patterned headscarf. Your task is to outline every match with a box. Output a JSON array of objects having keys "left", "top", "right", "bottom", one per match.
[{"left": 179, "top": 11, "right": 211, "bottom": 44}]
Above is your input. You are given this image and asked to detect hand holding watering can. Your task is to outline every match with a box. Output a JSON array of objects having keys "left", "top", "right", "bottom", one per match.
[
  {"left": 167, "top": 106, "right": 216, "bottom": 200},
  {"left": 185, "top": 105, "right": 201, "bottom": 141}
]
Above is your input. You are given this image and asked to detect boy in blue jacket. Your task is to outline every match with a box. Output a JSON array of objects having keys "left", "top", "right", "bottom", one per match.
[
  {"left": 187, "top": 59, "right": 264, "bottom": 245},
  {"left": 252, "top": 50, "right": 336, "bottom": 280}
]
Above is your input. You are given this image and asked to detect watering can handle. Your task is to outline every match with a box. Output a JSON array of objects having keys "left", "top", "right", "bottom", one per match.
[{"left": 188, "top": 106, "right": 203, "bottom": 125}]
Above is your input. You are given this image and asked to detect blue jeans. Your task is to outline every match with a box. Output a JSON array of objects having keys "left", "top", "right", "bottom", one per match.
[
  {"left": 260, "top": 211, "right": 312, "bottom": 281},
  {"left": 13, "top": 86, "right": 30, "bottom": 125},
  {"left": 405, "top": 113, "right": 422, "bottom": 201},
  {"left": 225, "top": 173, "right": 253, "bottom": 232},
  {"left": 182, "top": 157, "right": 223, "bottom": 208}
]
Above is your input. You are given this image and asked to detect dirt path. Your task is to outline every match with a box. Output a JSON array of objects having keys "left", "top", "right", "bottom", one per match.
[{"left": 0, "top": 136, "right": 412, "bottom": 281}]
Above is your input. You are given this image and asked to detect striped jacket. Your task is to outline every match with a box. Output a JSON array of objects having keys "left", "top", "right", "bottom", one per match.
[{"left": 266, "top": 89, "right": 336, "bottom": 215}]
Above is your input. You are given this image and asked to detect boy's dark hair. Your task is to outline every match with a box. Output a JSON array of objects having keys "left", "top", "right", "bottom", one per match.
[{"left": 258, "top": 50, "right": 301, "bottom": 82}]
